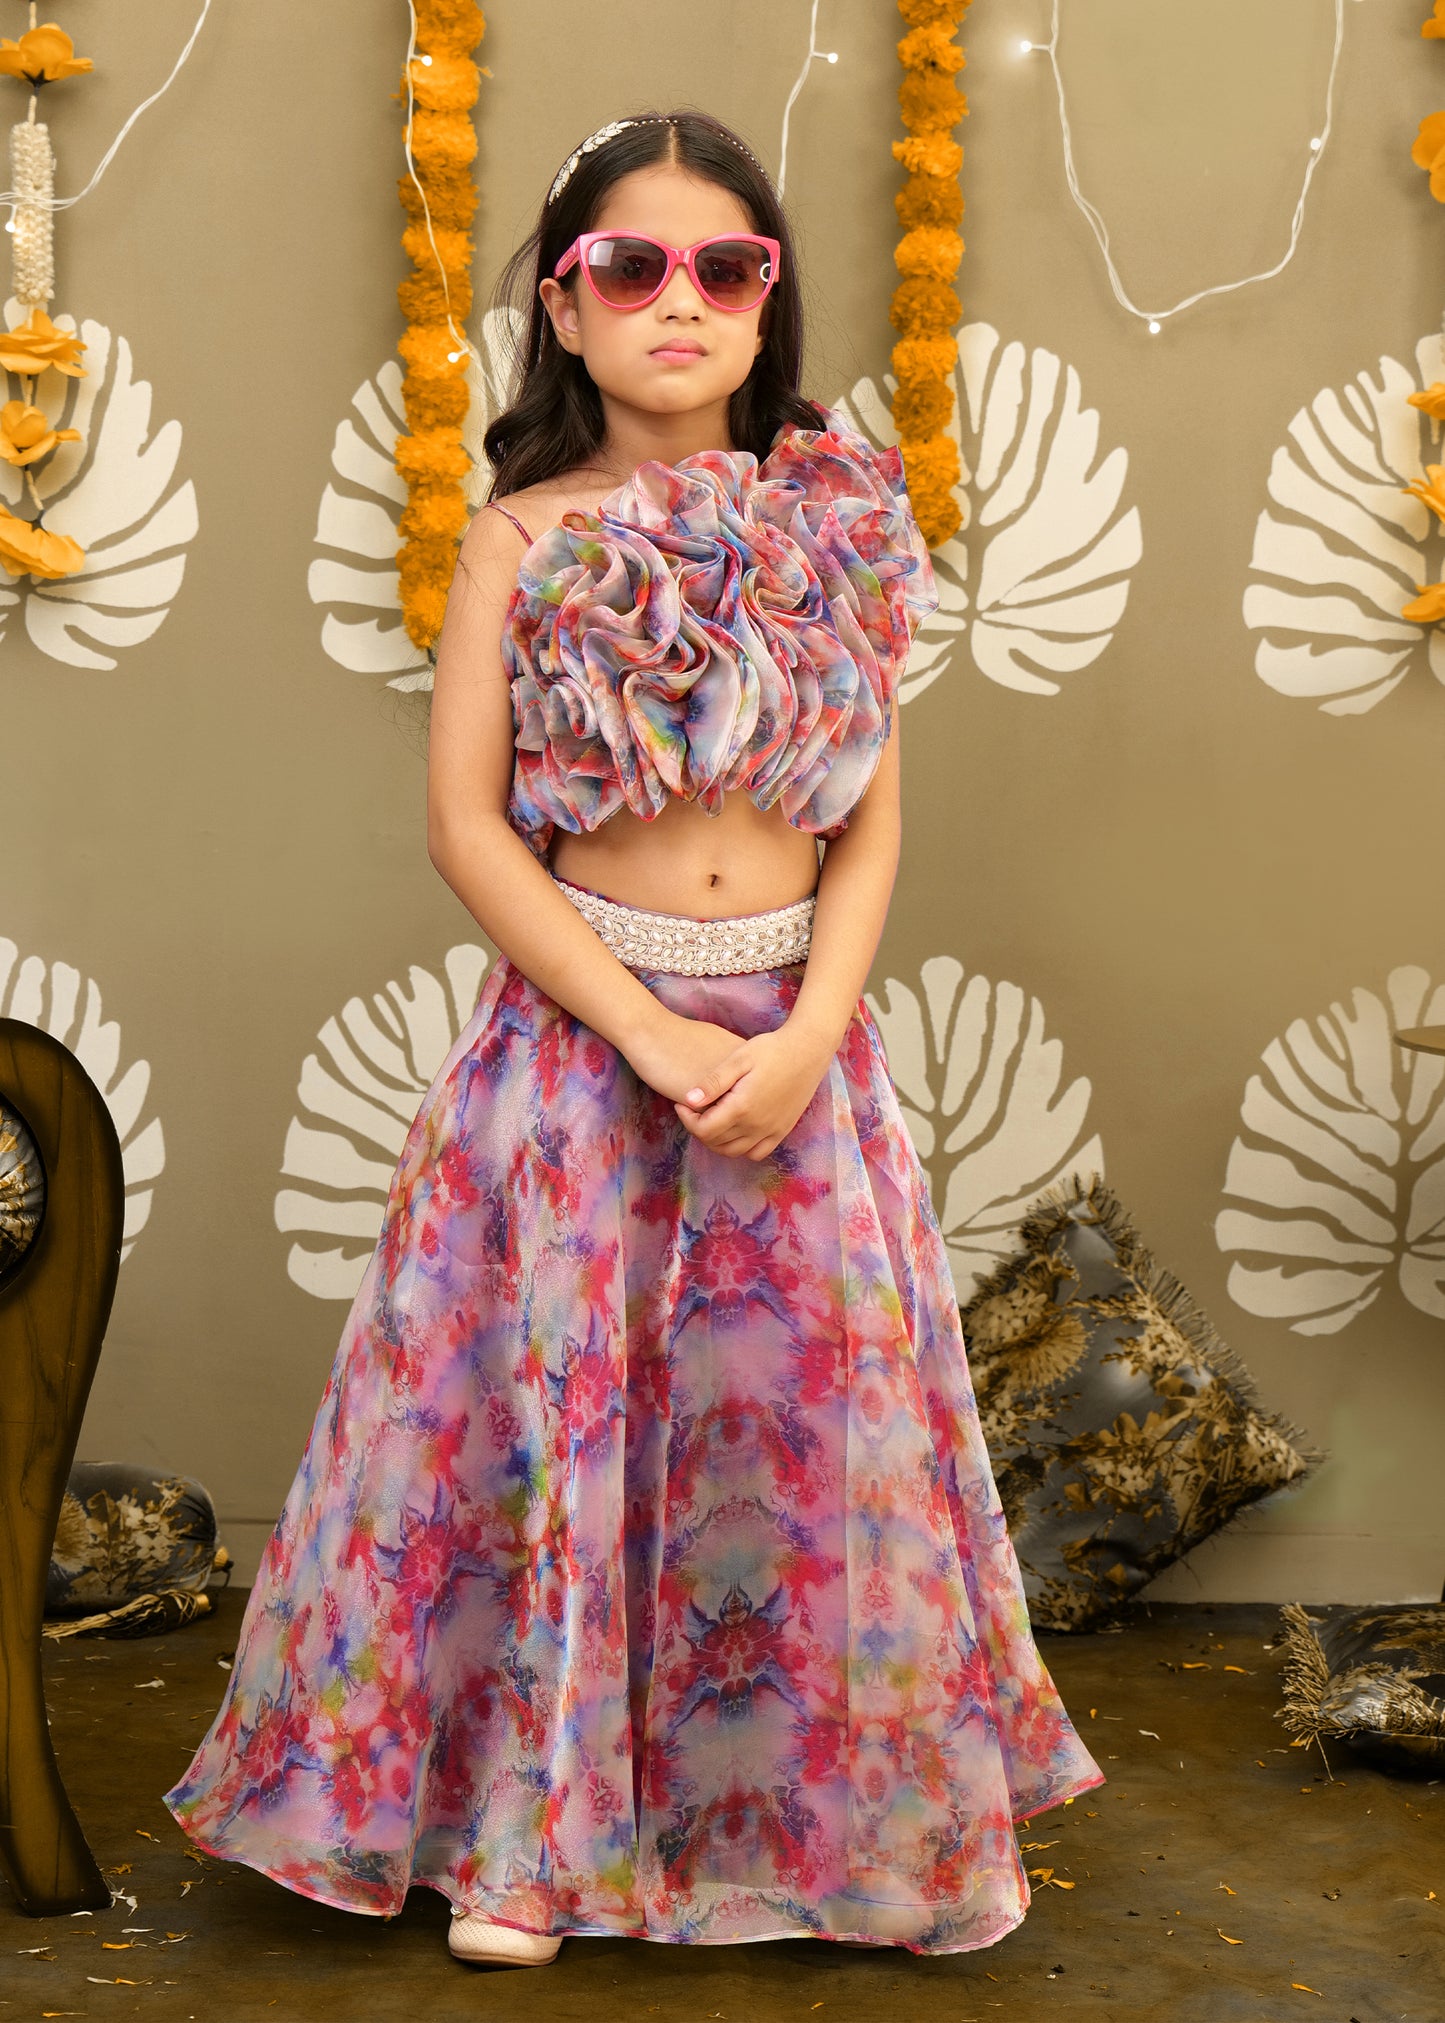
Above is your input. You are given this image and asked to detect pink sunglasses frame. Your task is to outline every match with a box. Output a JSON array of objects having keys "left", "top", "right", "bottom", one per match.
[{"left": 551, "top": 230, "right": 782, "bottom": 314}]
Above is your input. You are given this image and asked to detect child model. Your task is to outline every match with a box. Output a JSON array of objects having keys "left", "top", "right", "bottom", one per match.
[{"left": 164, "top": 107, "right": 1104, "bottom": 1967}]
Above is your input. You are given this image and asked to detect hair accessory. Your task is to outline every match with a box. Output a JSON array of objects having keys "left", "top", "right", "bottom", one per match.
[
  {"left": 547, "top": 115, "right": 772, "bottom": 208},
  {"left": 548, "top": 118, "right": 654, "bottom": 205}
]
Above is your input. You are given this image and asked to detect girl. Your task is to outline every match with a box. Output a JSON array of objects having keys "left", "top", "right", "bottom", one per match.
[{"left": 164, "top": 107, "right": 1104, "bottom": 1968}]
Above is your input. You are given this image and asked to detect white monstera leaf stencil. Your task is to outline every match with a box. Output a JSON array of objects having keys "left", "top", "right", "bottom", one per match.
[
  {"left": 1243, "top": 334, "right": 1445, "bottom": 715},
  {"left": 0, "top": 300, "right": 197, "bottom": 669},
  {"left": 865, "top": 953, "right": 1105, "bottom": 1298},
  {"left": 309, "top": 306, "right": 524, "bottom": 693},
  {"left": 0, "top": 941, "right": 165, "bottom": 1259},
  {"left": 275, "top": 944, "right": 492, "bottom": 1299},
  {"left": 831, "top": 322, "right": 1142, "bottom": 701},
  {"left": 1215, "top": 964, "right": 1445, "bottom": 1334}
]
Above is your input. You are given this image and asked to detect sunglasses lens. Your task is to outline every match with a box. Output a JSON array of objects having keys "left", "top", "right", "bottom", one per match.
[
  {"left": 694, "top": 240, "right": 774, "bottom": 307},
  {"left": 585, "top": 235, "right": 669, "bottom": 304}
]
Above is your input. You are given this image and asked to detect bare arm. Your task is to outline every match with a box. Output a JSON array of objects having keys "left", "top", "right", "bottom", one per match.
[
  {"left": 426, "top": 507, "right": 675, "bottom": 1061},
  {"left": 787, "top": 700, "right": 902, "bottom": 1057}
]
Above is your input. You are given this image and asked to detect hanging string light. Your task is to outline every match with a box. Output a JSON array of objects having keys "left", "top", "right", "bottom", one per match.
[
  {"left": 0, "top": 0, "right": 210, "bottom": 224},
  {"left": 778, "top": 0, "right": 839, "bottom": 198},
  {"left": 1018, "top": 0, "right": 1346, "bottom": 335}
]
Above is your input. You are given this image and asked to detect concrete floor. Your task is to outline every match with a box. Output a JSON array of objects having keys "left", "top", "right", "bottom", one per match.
[{"left": 2, "top": 1592, "right": 1440, "bottom": 2023}]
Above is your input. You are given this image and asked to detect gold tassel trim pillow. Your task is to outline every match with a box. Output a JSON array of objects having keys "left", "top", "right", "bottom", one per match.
[
  {"left": 1276, "top": 1603, "right": 1445, "bottom": 1775},
  {"left": 959, "top": 1174, "right": 1323, "bottom": 1631}
]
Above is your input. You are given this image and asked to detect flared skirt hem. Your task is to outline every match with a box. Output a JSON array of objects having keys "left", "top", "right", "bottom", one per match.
[{"left": 163, "top": 1764, "right": 1107, "bottom": 1953}]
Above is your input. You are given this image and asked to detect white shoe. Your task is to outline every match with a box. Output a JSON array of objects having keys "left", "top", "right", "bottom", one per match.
[{"left": 448, "top": 1910, "right": 562, "bottom": 1965}]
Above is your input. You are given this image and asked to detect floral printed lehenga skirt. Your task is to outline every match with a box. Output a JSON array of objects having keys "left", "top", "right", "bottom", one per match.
[{"left": 163, "top": 926, "right": 1105, "bottom": 1954}]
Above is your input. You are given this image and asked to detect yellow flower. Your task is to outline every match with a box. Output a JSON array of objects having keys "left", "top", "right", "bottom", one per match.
[
  {"left": 0, "top": 24, "right": 93, "bottom": 84},
  {"left": 405, "top": 51, "right": 479, "bottom": 113},
  {"left": 1411, "top": 112, "right": 1445, "bottom": 201},
  {"left": 1403, "top": 581, "right": 1445, "bottom": 623},
  {"left": 0, "top": 501, "right": 83, "bottom": 578},
  {"left": 1408, "top": 381, "right": 1445, "bottom": 420},
  {"left": 898, "top": 22, "right": 965, "bottom": 72},
  {"left": 0, "top": 308, "right": 87, "bottom": 378},
  {"left": 894, "top": 224, "right": 964, "bottom": 284},
  {"left": 1404, "top": 463, "right": 1445, "bottom": 521},
  {"left": 891, "top": 133, "right": 963, "bottom": 179},
  {"left": 1425, "top": 0, "right": 1445, "bottom": 36},
  {"left": 0, "top": 398, "right": 78, "bottom": 466}
]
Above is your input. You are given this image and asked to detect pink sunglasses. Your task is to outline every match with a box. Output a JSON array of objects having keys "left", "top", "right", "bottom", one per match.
[{"left": 552, "top": 230, "right": 781, "bottom": 314}]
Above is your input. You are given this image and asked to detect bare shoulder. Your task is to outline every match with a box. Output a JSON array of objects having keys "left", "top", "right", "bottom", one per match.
[
  {"left": 459, "top": 466, "right": 625, "bottom": 594},
  {"left": 493, "top": 467, "right": 624, "bottom": 542},
  {"left": 455, "top": 496, "right": 534, "bottom": 599}
]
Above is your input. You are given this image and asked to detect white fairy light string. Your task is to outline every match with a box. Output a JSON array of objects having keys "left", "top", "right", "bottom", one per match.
[
  {"left": 1018, "top": 0, "right": 1348, "bottom": 333},
  {"left": 778, "top": 0, "right": 839, "bottom": 197},
  {"left": 0, "top": 0, "right": 212, "bottom": 220}
]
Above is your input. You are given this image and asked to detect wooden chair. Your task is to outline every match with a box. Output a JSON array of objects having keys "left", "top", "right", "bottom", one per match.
[{"left": 0, "top": 1016, "right": 123, "bottom": 1915}]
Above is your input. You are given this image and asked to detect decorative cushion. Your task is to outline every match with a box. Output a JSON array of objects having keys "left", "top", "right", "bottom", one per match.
[
  {"left": 958, "top": 1173, "right": 1324, "bottom": 1631},
  {"left": 45, "top": 1462, "right": 229, "bottom": 1637},
  {"left": 1276, "top": 1602, "right": 1445, "bottom": 1774}
]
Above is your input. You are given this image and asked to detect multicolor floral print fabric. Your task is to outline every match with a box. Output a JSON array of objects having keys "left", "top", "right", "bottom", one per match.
[
  {"left": 501, "top": 408, "right": 938, "bottom": 865},
  {"left": 164, "top": 949, "right": 1104, "bottom": 1952}
]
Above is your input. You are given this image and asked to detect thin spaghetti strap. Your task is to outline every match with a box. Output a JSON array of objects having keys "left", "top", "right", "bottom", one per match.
[{"left": 482, "top": 499, "right": 534, "bottom": 545}]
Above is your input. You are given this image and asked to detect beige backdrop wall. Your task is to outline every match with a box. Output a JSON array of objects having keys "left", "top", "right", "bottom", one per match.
[{"left": 9, "top": 0, "right": 1443, "bottom": 1596}]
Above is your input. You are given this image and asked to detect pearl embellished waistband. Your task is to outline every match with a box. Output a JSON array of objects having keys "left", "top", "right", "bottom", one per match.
[{"left": 553, "top": 875, "right": 815, "bottom": 976}]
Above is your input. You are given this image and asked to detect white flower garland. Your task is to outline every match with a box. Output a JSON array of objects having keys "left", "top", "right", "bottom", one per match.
[{"left": 9, "top": 116, "right": 53, "bottom": 305}]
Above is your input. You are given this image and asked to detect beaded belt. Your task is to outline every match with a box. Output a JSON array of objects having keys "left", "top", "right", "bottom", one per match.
[{"left": 553, "top": 875, "right": 815, "bottom": 976}]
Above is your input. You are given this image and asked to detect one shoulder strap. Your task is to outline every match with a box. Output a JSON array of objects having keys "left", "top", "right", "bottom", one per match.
[{"left": 482, "top": 499, "right": 533, "bottom": 545}]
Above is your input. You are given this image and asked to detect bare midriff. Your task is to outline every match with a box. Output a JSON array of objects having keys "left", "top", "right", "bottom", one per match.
[{"left": 547, "top": 787, "right": 823, "bottom": 919}]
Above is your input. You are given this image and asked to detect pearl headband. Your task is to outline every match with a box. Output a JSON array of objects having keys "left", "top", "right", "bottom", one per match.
[{"left": 546, "top": 115, "right": 772, "bottom": 207}]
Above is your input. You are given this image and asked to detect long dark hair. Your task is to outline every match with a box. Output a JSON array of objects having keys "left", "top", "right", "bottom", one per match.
[{"left": 482, "top": 109, "right": 823, "bottom": 499}]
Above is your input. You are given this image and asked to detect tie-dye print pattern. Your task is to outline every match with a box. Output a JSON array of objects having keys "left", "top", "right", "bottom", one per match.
[
  {"left": 501, "top": 408, "right": 938, "bottom": 866},
  {"left": 163, "top": 950, "right": 1105, "bottom": 1951}
]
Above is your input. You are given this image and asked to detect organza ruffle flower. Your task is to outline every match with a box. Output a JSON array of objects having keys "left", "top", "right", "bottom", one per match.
[
  {"left": 0, "top": 501, "right": 83, "bottom": 578},
  {"left": 0, "top": 308, "right": 87, "bottom": 377},
  {"left": 500, "top": 410, "right": 937, "bottom": 861},
  {"left": 0, "top": 398, "right": 78, "bottom": 466},
  {"left": 0, "top": 25, "right": 93, "bottom": 84}
]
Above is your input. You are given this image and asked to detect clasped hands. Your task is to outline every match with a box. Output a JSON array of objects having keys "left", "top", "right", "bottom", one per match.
[{"left": 634, "top": 1009, "right": 838, "bottom": 1162}]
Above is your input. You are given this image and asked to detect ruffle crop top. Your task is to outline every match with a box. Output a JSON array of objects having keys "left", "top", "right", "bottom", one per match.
[{"left": 494, "top": 405, "right": 939, "bottom": 865}]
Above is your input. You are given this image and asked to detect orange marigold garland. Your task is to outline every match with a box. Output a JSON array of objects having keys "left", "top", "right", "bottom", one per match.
[
  {"left": 1402, "top": 5, "right": 1445, "bottom": 624},
  {"left": 891, "top": 0, "right": 969, "bottom": 548},
  {"left": 396, "top": 0, "right": 485, "bottom": 653}
]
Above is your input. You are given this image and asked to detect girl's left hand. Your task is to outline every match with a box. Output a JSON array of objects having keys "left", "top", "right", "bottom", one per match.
[{"left": 674, "top": 1022, "right": 835, "bottom": 1160}]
